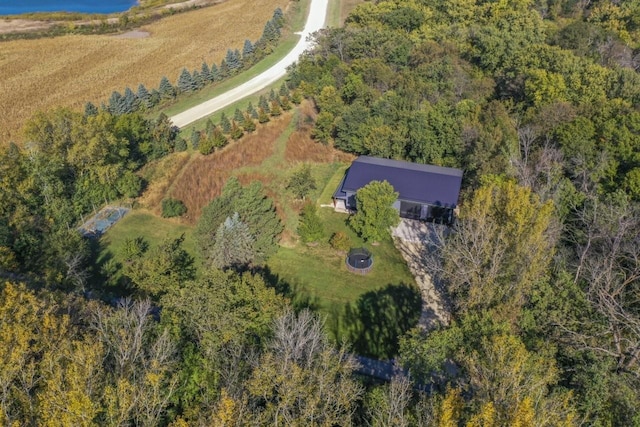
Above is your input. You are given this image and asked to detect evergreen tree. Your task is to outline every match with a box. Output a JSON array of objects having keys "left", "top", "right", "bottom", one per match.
[
  {"left": 211, "top": 126, "right": 228, "bottom": 149},
  {"left": 270, "top": 100, "right": 282, "bottom": 117},
  {"left": 177, "top": 68, "right": 196, "bottom": 93},
  {"left": 281, "top": 96, "right": 292, "bottom": 111},
  {"left": 219, "top": 112, "right": 231, "bottom": 133},
  {"left": 196, "top": 178, "right": 283, "bottom": 266},
  {"left": 298, "top": 202, "right": 324, "bottom": 243},
  {"left": 279, "top": 82, "right": 290, "bottom": 97},
  {"left": 137, "top": 83, "right": 152, "bottom": 108},
  {"left": 272, "top": 7, "right": 285, "bottom": 28},
  {"left": 234, "top": 108, "right": 245, "bottom": 123},
  {"left": 243, "top": 39, "right": 254, "bottom": 60},
  {"left": 242, "top": 114, "right": 256, "bottom": 133},
  {"left": 175, "top": 138, "right": 187, "bottom": 152},
  {"left": 291, "top": 90, "right": 303, "bottom": 104},
  {"left": 210, "top": 63, "right": 219, "bottom": 81},
  {"left": 108, "top": 90, "right": 125, "bottom": 115},
  {"left": 190, "top": 128, "right": 201, "bottom": 150},
  {"left": 210, "top": 212, "right": 256, "bottom": 270},
  {"left": 122, "top": 87, "right": 139, "bottom": 113},
  {"left": 246, "top": 102, "right": 258, "bottom": 119},
  {"left": 261, "top": 19, "right": 280, "bottom": 43},
  {"left": 230, "top": 121, "right": 244, "bottom": 140},
  {"left": 149, "top": 88, "right": 161, "bottom": 106},
  {"left": 201, "top": 61, "right": 212, "bottom": 82},
  {"left": 258, "top": 95, "right": 270, "bottom": 114},
  {"left": 219, "top": 59, "right": 229, "bottom": 79},
  {"left": 84, "top": 102, "right": 98, "bottom": 117},
  {"left": 199, "top": 135, "right": 214, "bottom": 155},
  {"left": 269, "top": 88, "right": 278, "bottom": 102},
  {"left": 158, "top": 76, "right": 176, "bottom": 99},
  {"left": 205, "top": 118, "right": 215, "bottom": 137},
  {"left": 192, "top": 70, "right": 204, "bottom": 89},
  {"left": 258, "top": 108, "right": 270, "bottom": 124}
]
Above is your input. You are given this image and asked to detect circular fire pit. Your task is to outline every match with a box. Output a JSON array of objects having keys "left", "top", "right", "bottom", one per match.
[{"left": 346, "top": 247, "right": 373, "bottom": 275}]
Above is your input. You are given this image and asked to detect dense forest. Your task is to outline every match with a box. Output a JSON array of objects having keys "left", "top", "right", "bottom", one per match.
[{"left": 2, "top": 0, "right": 640, "bottom": 425}]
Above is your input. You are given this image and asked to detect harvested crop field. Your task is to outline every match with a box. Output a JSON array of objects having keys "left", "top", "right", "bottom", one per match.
[{"left": 0, "top": 0, "right": 288, "bottom": 143}]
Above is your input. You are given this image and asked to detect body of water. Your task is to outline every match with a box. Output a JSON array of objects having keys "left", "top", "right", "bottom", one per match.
[{"left": 0, "top": 0, "right": 138, "bottom": 15}]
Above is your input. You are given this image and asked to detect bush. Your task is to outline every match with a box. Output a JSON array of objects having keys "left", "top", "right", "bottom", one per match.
[
  {"left": 162, "top": 198, "right": 187, "bottom": 218},
  {"left": 329, "top": 231, "right": 351, "bottom": 252}
]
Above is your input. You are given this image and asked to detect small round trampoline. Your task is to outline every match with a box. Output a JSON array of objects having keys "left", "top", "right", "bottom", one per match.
[{"left": 346, "top": 248, "right": 373, "bottom": 275}]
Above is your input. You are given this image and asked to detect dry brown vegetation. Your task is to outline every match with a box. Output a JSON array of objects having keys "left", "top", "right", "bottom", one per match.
[
  {"left": 137, "top": 151, "right": 192, "bottom": 214},
  {"left": 0, "top": 0, "right": 288, "bottom": 142},
  {"left": 285, "top": 101, "right": 354, "bottom": 164},
  {"left": 168, "top": 116, "right": 291, "bottom": 223}
]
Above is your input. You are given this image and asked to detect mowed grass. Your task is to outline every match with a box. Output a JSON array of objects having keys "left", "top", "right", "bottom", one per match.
[{"left": 0, "top": 0, "right": 289, "bottom": 142}]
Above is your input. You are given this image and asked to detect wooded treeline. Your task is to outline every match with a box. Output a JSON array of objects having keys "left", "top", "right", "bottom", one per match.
[
  {"left": 288, "top": 0, "right": 640, "bottom": 423},
  {"left": 2, "top": 0, "right": 640, "bottom": 424}
]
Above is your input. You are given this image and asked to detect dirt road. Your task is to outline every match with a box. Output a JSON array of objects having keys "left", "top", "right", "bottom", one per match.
[{"left": 169, "top": 0, "right": 328, "bottom": 128}]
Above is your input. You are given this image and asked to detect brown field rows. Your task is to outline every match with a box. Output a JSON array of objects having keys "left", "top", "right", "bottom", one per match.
[{"left": 0, "top": 0, "right": 288, "bottom": 143}]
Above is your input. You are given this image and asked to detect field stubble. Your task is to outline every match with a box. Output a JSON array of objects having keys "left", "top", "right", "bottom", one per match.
[{"left": 0, "top": 0, "right": 288, "bottom": 142}]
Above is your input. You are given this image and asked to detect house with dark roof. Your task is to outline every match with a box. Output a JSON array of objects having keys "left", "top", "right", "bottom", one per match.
[{"left": 333, "top": 156, "right": 463, "bottom": 224}]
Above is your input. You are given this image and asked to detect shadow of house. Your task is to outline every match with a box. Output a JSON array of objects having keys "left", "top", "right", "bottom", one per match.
[{"left": 333, "top": 156, "right": 463, "bottom": 225}]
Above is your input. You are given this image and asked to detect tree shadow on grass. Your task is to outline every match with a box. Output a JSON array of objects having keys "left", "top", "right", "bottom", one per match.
[
  {"left": 258, "top": 265, "right": 322, "bottom": 312},
  {"left": 339, "top": 282, "right": 422, "bottom": 360}
]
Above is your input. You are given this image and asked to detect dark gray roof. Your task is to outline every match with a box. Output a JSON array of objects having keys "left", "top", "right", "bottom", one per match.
[{"left": 336, "top": 156, "right": 463, "bottom": 208}]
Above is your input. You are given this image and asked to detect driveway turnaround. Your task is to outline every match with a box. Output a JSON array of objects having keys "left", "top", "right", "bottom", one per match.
[{"left": 169, "top": 0, "right": 328, "bottom": 128}]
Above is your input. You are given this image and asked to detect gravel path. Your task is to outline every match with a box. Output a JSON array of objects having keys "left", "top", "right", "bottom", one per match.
[
  {"left": 392, "top": 219, "right": 450, "bottom": 330},
  {"left": 169, "top": 0, "right": 329, "bottom": 128}
]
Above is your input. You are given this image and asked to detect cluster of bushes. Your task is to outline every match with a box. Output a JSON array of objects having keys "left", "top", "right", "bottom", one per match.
[{"left": 88, "top": 8, "right": 286, "bottom": 117}]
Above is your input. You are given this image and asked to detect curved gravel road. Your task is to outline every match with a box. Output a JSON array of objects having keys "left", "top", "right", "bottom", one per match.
[{"left": 170, "top": 0, "right": 328, "bottom": 128}]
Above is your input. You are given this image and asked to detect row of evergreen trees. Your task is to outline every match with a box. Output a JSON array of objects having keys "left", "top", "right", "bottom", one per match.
[
  {"left": 86, "top": 7, "right": 286, "bottom": 117},
  {"left": 190, "top": 84, "right": 302, "bottom": 155}
]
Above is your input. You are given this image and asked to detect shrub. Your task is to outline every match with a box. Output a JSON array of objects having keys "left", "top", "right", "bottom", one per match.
[
  {"left": 329, "top": 231, "right": 351, "bottom": 252},
  {"left": 162, "top": 198, "right": 187, "bottom": 218}
]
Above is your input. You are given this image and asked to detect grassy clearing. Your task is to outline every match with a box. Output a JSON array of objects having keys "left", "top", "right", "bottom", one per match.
[{"left": 0, "top": 0, "right": 289, "bottom": 142}]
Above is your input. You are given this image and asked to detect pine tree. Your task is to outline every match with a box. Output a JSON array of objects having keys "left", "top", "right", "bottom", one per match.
[
  {"left": 291, "top": 90, "right": 303, "bottom": 104},
  {"left": 281, "top": 96, "right": 292, "bottom": 111},
  {"left": 205, "top": 118, "right": 215, "bottom": 137},
  {"left": 177, "top": 68, "right": 196, "bottom": 93},
  {"left": 279, "top": 82, "right": 290, "bottom": 97},
  {"left": 158, "top": 76, "right": 176, "bottom": 99},
  {"left": 108, "top": 90, "right": 125, "bottom": 115},
  {"left": 298, "top": 202, "right": 324, "bottom": 243},
  {"left": 234, "top": 108, "right": 244, "bottom": 123},
  {"left": 199, "top": 135, "right": 214, "bottom": 155},
  {"left": 123, "top": 86, "right": 139, "bottom": 113},
  {"left": 258, "top": 108, "right": 270, "bottom": 124},
  {"left": 211, "top": 126, "right": 228, "bottom": 149},
  {"left": 84, "top": 101, "right": 98, "bottom": 117},
  {"left": 192, "top": 70, "right": 203, "bottom": 89},
  {"left": 261, "top": 20, "right": 279, "bottom": 43},
  {"left": 219, "top": 59, "right": 229, "bottom": 79},
  {"left": 230, "top": 121, "right": 244, "bottom": 140},
  {"left": 211, "top": 212, "right": 256, "bottom": 270},
  {"left": 243, "top": 39, "right": 254, "bottom": 59},
  {"left": 201, "top": 61, "right": 212, "bottom": 82},
  {"left": 190, "top": 128, "right": 201, "bottom": 150},
  {"left": 174, "top": 138, "right": 188, "bottom": 152},
  {"left": 242, "top": 114, "right": 256, "bottom": 133},
  {"left": 210, "top": 63, "right": 219, "bottom": 81},
  {"left": 270, "top": 100, "right": 282, "bottom": 117},
  {"left": 272, "top": 7, "right": 285, "bottom": 28},
  {"left": 269, "top": 88, "right": 278, "bottom": 102},
  {"left": 137, "top": 83, "right": 152, "bottom": 108},
  {"left": 246, "top": 102, "right": 258, "bottom": 119},
  {"left": 220, "top": 112, "right": 232, "bottom": 133},
  {"left": 258, "top": 95, "right": 270, "bottom": 113}
]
